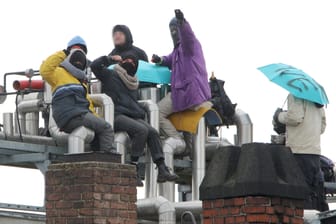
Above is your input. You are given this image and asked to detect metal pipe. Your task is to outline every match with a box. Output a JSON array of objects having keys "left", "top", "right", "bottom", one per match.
[
  {"left": 3, "top": 113, "right": 14, "bottom": 137},
  {"left": 139, "top": 100, "right": 159, "bottom": 198},
  {"left": 234, "top": 108, "right": 253, "bottom": 146},
  {"left": 16, "top": 99, "right": 43, "bottom": 135},
  {"left": 48, "top": 110, "right": 69, "bottom": 146},
  {"left": 43, "top": 83, "right": 52, "bottom": 104},
  {"left": 192, "top": 117, "right": 206, "bottom": 201},
  {"left": 48, "top": 94, "right": 111, "bottom": 153},
  {"left": 114, "top": 132, "right": 129, "bottom": 163},
  {"left": 137, "top": 196, "right": 176, "bottom": 224},
  {"left": 68, "top": 126, "right": 95, "bottom": 154},
  {"left": 25, "top": 112, "right": 39, "bottom": 135},
  {"left": 159, "top": 145, "right": 175, "bottom": 201},
  {"left": 90, "top": 94, "right": 114, "bottom": 126},
  {"left": 139, "top": 88, "right": 160, "bottom": 103},
  {"left": 174, "top": 200, "right": 202, "bottom": 221}
]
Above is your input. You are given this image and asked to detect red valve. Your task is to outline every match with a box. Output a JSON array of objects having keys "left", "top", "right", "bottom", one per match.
[{"left": 13, "top": 80, "right": 44, "bottom": 91}]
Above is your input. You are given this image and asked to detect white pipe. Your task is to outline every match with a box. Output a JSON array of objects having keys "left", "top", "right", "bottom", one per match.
[
  {"left": 137, "top": 196, "right": 176, "bottom": 224},
  {"left": 139, "top": 100, "right": 159, "bottom": 198},
  {"left": 174, "top": 200, "right": 202, "bottom": 221},
  {"left": 114, "top": 132, "right": 129, "bottom": 163},
  {"left": 25, "top": 112, "right": 39, "bottom": 135},
  {"left": 90, "top": 94, "right": 114, "bottom": 126},
  {"left": 68, "top": 126, "right": 95, "bottom": 154},
  {"left": 3, "top": 113, "right": 14, "bottom": 137},
  {"left": 48, "top": 110, "right": 69, "bottom": 146},
  {"left": 234, "top": 108, "right": 253, "bottom": 146},
  {"left": 48, "top": 94, "right": 112, "bottom": 152},
  {"left": 192, "top": 117, "right": 206, "bottom": 201}
]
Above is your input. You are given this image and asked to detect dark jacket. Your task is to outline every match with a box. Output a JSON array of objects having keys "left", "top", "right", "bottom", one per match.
[
  {"left": 109, "top": 25, "right": 148, "bottom": 63},
  {"left": 91, "top": 56, "right": 146, "bottom": 119}
]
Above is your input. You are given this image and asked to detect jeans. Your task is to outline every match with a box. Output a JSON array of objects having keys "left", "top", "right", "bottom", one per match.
[
  {"left": 114, "top": 114, "right": 164, "bottom": 163},
  {"left": 62, "top": 112, "right": 115, "bottom": 152}
]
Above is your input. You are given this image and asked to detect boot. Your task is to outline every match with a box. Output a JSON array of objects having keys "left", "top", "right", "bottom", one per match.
[
  {"left": 157, "top": 161, "right": 179, "bottom": 183},
  {"left": 130, "top": 162, "right": 144, "bottom": 187}
]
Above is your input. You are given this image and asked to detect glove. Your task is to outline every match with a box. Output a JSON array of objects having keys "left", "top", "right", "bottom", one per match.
[
  {"left": 175, "top": 9, "right": 184, "bottom": 21},
  {"left": 272, "top": 108, "right": 286, "bottom": 134},
  {"left": 273, "top": 108, "right": 282, "bottom": 124},
  {"left": 63, "top": 49, "right": 70, "bottom": 56},
  {"left": 151, "top": 54, "right": 162, "bottom": 64}
]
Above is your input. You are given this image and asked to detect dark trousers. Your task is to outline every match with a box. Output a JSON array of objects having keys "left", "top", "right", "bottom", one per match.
[
  {"left": 294, "top": 154, "right": 329, "bottom": 212},
  {"left": 62, "top": 112, "right": 115, "bottom": 152},
  {"left": 114, "top": 114, "right": 164, "bottom": 163}
]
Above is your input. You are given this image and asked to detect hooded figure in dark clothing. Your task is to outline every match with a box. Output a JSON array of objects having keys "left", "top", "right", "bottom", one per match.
[
  {"left": 91, "top": 54, "right": 179, "bottom": 187},
  {"left": 108, "top": 25, "right": 148, "bottom": 63}
]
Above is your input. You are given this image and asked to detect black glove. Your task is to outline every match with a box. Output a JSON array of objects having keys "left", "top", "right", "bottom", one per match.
[
  {"left": 175, "top": 9, "right": 184, "bottom": 21},
  {"left": 63, "top": 49, "right": 70, "bottom": 56},
  {"left": 151, "top": 54, "right": 162, "bottom": 64},
  {"left": 272, "top": 108, "right": 286, "bottom": 134}
]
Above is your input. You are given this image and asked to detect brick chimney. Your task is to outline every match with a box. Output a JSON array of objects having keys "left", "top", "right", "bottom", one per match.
[
  {"left": 200, "top": 143, "right": 309, "bottom": 224},
  {"left": 45, "top": 152, "right": 137, "bottom": 224}
]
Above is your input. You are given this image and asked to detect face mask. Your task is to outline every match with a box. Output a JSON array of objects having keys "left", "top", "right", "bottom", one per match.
[
  {"left": 69, "top": 51, "right": 87, "bottom": 70},
  {"left": 170, "top": 25, "right": 180, "bottom": 47},
  {"left": 120, "top": 59, "right": 137, "bottom": 76}
]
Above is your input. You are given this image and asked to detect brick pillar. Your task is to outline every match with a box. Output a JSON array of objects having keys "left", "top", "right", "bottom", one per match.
[
  {"left": 200, "top": 143, "right": 309, "bottom": 224},
  {"left": 203, "top": 196, "right": 304, "bottom": 224},
  {"left": 45, "top": 153, "right": 137, "bottom": 224}
]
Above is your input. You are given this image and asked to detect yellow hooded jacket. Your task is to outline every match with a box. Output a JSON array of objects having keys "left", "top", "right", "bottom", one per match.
[{"left": 40, "top": 50, "right": 97, "bottom": 128}]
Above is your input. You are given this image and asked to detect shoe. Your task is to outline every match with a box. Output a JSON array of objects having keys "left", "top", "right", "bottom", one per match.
[
  {"left": 130, "top": 162, "right": 144, "bottom": 187},
  {"left": 164, "top": 137, "right": 186, "bottom": 152},
  {"left": 157, "top": 163, "right": 179, "bottom": 183}
]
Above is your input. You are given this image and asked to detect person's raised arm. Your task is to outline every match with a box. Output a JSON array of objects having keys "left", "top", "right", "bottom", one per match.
[
  {"left": 40, "top": 50, "right": 68, "bottom": 87},
  {"left": 90, "top": 56, "right": 113, "bottom": 81},
  {"left": 175, "top": 9, "right": 196, "bottom": 55}
]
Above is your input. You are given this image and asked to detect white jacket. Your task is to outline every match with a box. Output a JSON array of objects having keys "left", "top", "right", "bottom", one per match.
[{"left": 278, "top": 94, "right": 326, "bottom": 155}]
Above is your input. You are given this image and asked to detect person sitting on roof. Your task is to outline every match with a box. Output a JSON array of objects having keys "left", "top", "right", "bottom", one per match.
[
  {"left": 91, "top": 54, "right": 179, "bottom": 187},
  {"left": 40, "top": 36, "right": 115, "bottom": 152},
  {"left": 152, "top": 9, "right": 212, "bottom": 151}
]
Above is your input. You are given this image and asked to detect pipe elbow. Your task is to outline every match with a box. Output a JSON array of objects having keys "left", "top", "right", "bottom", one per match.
[{"left": 68, "top": 126, "right": 95, "bottom": 142}]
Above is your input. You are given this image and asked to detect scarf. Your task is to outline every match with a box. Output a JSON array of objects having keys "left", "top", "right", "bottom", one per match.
[
  {"left": 114, "top": 64, "right": 139, "bottom": 90},
  {"left": 60, "top": 49, "right": 87, "bottom": 82}
]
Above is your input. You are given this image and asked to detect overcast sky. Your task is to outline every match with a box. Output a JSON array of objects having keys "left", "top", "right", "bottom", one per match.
[{"left": 0, "top": 0, "right": 335, "bottom": 206}]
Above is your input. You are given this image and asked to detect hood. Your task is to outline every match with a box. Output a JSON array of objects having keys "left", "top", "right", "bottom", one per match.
[
  {"left": 112, "top": 25, "right": 134, "bottom": 50},
  {"left": 169, "top": 18, "right": 180, "bottom": 48}
]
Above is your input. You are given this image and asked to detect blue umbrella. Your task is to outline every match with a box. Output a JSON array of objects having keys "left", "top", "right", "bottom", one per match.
[
  {"left": 258, "top": 63, "right": 329, "bottom": 105},
  {"left": 108, "top": 60, "right": 171, "bottom": 84}
]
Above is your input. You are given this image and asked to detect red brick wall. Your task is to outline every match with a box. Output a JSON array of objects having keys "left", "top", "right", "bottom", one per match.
[
  {"left": 203, "top": 196, "right": 304, "bottom": 224},
  {"left": 46, "top": 162, "right": 137, "bottom": 224}
]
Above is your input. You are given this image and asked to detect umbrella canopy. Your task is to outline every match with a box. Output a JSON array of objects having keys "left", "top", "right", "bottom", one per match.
[
  {"left": 108, "top": 60, "right": 171, "bottom": 84},
  {"left": 258, "top": 63, "right": 329, "bottom": 105}
]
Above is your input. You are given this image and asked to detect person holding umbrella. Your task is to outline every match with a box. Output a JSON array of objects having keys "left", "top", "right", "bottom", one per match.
[
  {"left": 259, "top": 63, "right": 329, "bottom": 211},
  {"left": 152, "top": 9, "right": 212, "bottom": 150}
]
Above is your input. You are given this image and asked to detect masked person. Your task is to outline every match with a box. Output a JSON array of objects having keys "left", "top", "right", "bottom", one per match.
[
  {"left": 108, "top": 24, "right": 148, "bottom": 64},
  {"left": 91, "top": 54, "right": 179, "bottom": 187},
  {"left": 152, "top": 10, "right": 212, "bottom": 150},
  {"left": 40, "top": 36, "right": 115, "bottom": 152},
  {"left": 273, "top": 94, "right": 328, "bottom": 211}
]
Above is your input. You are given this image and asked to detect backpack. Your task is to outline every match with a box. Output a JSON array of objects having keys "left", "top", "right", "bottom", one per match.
[
  {"left": 209, "top": 77, "right": 237, "bottom": 133},
  {"left": 320, "top": 155, "right": 335, "bottom": 183}
]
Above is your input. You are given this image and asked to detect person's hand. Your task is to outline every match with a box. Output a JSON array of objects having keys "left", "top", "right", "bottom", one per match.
[
  {"left": 111, "top": 55, "right": 122, "bottom": 62},
  {"left": 151, "top": 54, "right": 162, "bottom": 64},
  {"left": 175, "top": 9, "right": 184, "bottom": 21},
  {"left": 63, "top": 49, "right": 70, "bottom": 56},
  {"left": 273, "top": 108, "right": 283, "bottom": 123}
]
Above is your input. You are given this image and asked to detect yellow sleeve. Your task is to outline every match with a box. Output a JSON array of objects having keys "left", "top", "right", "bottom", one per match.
[{"left": 40, "top": 51, "right": 67, "bottom": 87}]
